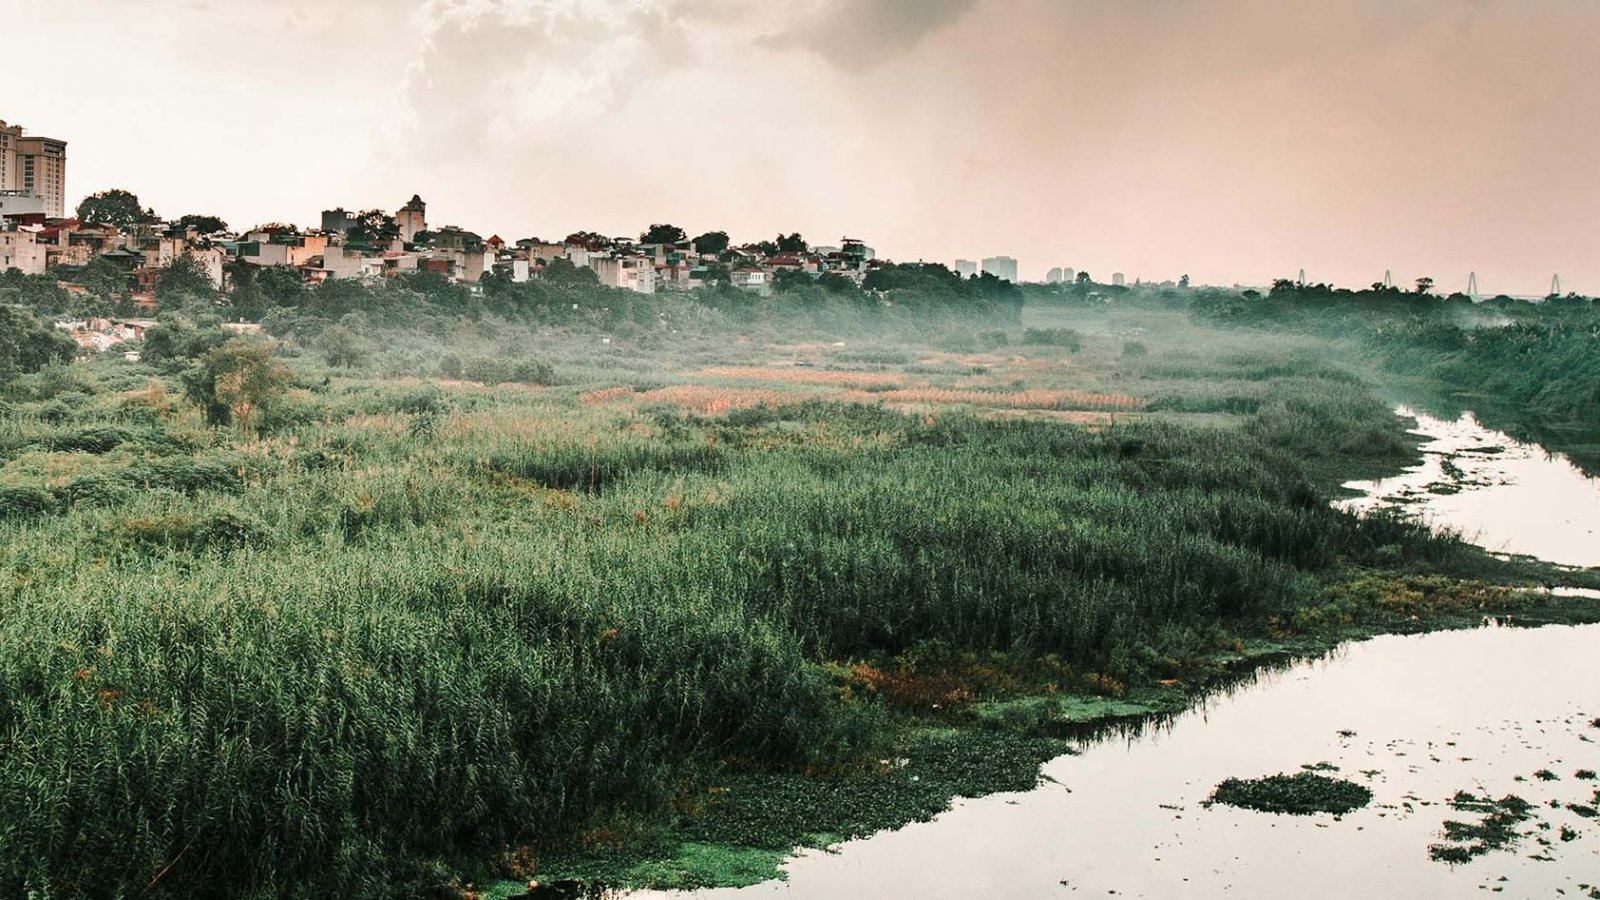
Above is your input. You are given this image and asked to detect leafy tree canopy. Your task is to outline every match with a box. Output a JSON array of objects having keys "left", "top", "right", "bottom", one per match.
[
  {"left": 640, "top": 224, "right": 688, "bottom": 246},
  {"left": 691, "top": 231, "right": 730, "bottom": 255},
  {"left": 182, "top": 338, "right": 290, "bottom": 433},
  {"left": 0, "top": 305, "right": 76, "bottom": 382},
  {"left": 156, "top": 254, "right": 216, "bottom": 302},
  {"left": 75, "top": 189, "right": 158, "bottom": 231},
  {"left": 175, "top": 214, "right": 228, "bottom": 235},
  {"left": 346, "top": 210, "right": 398, "bottom": 246}
]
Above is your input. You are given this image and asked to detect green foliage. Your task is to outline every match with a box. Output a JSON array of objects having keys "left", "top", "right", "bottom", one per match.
[
  {"left": 140, "top": 314, "right": 229, "bottom": 372},
  {"left": 181, "top": 338, "right": 290, "bottom": 431},
  {"left": 1208, "top": 771, "right": 1373, "bottom": 815},
  {"left": 75, "top": 188, "right": 158, "bottom": 230},
  {"left": 1021, "top": 327, "right": 1083, "bottom": 351},
  {"left": 692, "top": 231, "right": 730, "bottom": 255},
  {"left": 175, "top": 213, "right": 228, "bottom": 234},
  {"left": 155, "top": 253, "right": 216, "bottom": 302},
  {"left": 346, "top": 208, "right": 399, "bottom": 246},
  {"left": 318, "top": 324, "right": 369, "bottom": 369},
  {"left": 641, "top": 224, "right": 688, "bottom": 245},
  {"left": 0, "top": 306, "right": 76, "bottom": 383}
]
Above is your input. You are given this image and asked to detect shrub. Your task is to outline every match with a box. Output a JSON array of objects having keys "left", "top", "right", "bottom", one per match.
[
  {"left": 1020, "top": 328, "right": 1083, "bottom": 351},
  {"left": 0, "top": 484, "right": 58, "bottom": 520}
]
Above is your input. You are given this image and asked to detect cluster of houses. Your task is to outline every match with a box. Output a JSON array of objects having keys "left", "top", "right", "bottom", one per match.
[{"left": 1, "top": 191, "right": 885, "bottom": 313}]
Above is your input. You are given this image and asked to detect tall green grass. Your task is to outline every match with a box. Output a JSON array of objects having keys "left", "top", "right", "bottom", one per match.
[{"left": 0, "top": 357, "right": 1482, "bottom": 897}]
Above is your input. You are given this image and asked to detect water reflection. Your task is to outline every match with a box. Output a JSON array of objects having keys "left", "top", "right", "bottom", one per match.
[
  {"left": 642, "top": 625, "right": 1600, "bottom": 899},
  {"left": 1339, "top": 407, "right": 1600, "bottom": 568}
]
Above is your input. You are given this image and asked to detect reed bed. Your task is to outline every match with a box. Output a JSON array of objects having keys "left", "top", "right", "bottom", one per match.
[{"left": 0, "top": 344, "right": 1489, "bottom": 898}]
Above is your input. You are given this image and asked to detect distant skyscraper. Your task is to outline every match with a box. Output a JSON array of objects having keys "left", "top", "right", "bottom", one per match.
[
  {"left": 1062, "top": 268, "right": 1075, "bottom": 283},
  {"left": 981, "top": 256, "right": 1018, "bottom": 283},
  {"left": 954, "top": 259, "right": 978, "bottom": 278},
  {"left": 1111, "top": 272, "right": 1125, "bottom": 286},
  {"left": 1046, "top": 267, "right": 1063, "bottom": 284},
  {"left": 0, "top": 119, "right": 68, "bottom": 218}
]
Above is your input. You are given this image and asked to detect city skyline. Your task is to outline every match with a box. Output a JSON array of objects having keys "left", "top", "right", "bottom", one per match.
[{"left": 6, "top": 1, "right": 1599, "bottom": 294}]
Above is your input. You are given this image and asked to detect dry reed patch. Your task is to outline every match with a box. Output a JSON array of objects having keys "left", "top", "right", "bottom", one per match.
[
  {"left": 850, "top": 387, "right": 1139, "bottom": 411},
  {"left": 697, "top": 366, "right": 907, "bottom": 389},
  {"left": 978, "top": 409, "right": 1135, "bottom": 425},
  {"left": 442, "top": 410, "right": 589, "bottom": 441},
  {"left": 579, "top": 386, "right": 634, "bottom": 405},
  {"left": 635, "top": 386, "right": 804, "bottom": 414}
]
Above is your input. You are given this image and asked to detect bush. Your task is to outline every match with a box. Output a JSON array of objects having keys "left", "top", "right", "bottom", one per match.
[
  {"left": 0, "top": 484, "right": 58, "bottom": 520},
  {"left": 1020, "top": 328, "right": 1083, "bottom": 351}
]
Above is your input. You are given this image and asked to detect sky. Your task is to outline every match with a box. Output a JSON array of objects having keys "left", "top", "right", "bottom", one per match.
[{"left": 4, "top": 0, "right": 1598, "bottom": 292}]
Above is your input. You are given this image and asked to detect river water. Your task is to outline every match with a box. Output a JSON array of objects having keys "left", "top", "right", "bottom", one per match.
[{"left": 636, "top": 408, "right": 1600, "bottom": 900}]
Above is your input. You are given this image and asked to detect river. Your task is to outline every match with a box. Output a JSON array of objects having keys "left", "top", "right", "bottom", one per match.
[{"left": 630, "top": 408, "right": 1600, "bottom": 899}]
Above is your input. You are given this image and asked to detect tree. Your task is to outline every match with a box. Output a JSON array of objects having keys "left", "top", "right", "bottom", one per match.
[
  {"left": 346, "top": 209, "right": 399, "bottom": 246},
  {"left": 141, "top": 314, "right": 229, "bottom": 371},
  {"left": 156, "top": 254, "right": 216, "bottom": 302},
  {"left": 1415, "top": 276, "right": 1434, "bottom": 295},
  {"left": 640, "top": 224, "right": 688, "bottom": 245},
  {"left": 256, "top": 265, "right": 308, "bottom": 307},
  {"left": 771, "top": 268, "right": 815, "bottom": 293},
  {"left": 1178, "top": 274, "right": 1190, "bottom": 288},
  {"left": 0, "top": 306, "right": 76, "bottom": 383},
  {"left": 183, "top": 338, "right": 289, "bottom": 433},
  {"left": 75, "top": 189, "right": 157, "bottom": 231},
  {"left": 541, "top": 257, "right": 600, "bottom": 287},
  {"left": 775, "top": 233, "right": 808, "bottom": 253},
  {"left": 1075, "top": 271, "right": 1092, "bottom": 284},
  {"left": 692, "top": 231, "right": 730, "bottom": 255},
  {"left": 318, "top": 325, "right": 368, "bottom": 369},
  {"left": 176, "top": 214, "right": 228, "bottom": 235}
]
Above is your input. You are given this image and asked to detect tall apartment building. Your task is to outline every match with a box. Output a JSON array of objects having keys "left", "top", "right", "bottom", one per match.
[
  {"left": 981, "top": 256, "right": 1019, "bottom": 283},
  {"left": 954, "top": 259, "right": 977, "bottom": 278},
  {"left": 0, "top": 120, "right": 68, "bottom": 218}
]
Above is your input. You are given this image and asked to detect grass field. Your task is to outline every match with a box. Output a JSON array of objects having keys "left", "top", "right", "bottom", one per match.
[{"left": 0, "top": 299, "right": 1592, "bottom": 898}]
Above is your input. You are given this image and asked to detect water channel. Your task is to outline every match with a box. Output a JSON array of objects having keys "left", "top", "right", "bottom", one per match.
[{"left": 632, "top": 408, "right": 1600, "bottom": 899}]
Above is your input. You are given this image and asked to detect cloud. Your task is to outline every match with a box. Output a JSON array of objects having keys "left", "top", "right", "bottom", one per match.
[{"left": 764, "top": 0, "right": 977, "bottom": 71}]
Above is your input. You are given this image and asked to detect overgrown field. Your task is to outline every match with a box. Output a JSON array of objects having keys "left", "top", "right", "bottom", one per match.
[{"left": 0, "top": 304, "right": 1589, "bottom": 898}]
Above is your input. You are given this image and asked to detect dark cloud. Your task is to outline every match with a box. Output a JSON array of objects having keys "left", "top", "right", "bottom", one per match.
[{"left": 765, "top": 0, "right": 977, "bottom": 71}]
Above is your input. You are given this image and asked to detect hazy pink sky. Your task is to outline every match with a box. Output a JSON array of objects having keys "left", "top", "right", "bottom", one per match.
[{"left": 6, "top": 0, "right": 1598, "bottom": 291}]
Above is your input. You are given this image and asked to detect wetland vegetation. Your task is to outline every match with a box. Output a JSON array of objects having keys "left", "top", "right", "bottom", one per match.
[{"left": 2, "top": 267, "right": 1598, "bottom": 897}]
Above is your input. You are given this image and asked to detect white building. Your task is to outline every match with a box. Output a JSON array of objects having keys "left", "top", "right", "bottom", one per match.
[
  {"left": 981, "top": 256, "right": 1019, "bottom": 283},
  {"left": 1112, "top": 272, "right": 1126, "bottom": 286},
  {"left": 0, "top": 121, "right": 68, "bottom": 217},
  {"left": 0, "top": 190, "right": 47, "bottom": 219},
  {"left": 0, "top": 228, "right": 47, "bottom": 274},
  {"left": 954, "top": 259, "right": 977, "bottom": 278}
]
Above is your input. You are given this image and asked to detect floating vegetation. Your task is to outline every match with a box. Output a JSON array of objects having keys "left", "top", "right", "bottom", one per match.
[
  {"left": 1428, "top": 792, "right": 1534, "bottom": 864},
  {"left": 1207, "top": 771, "right": 1373, "bottom": 816}
]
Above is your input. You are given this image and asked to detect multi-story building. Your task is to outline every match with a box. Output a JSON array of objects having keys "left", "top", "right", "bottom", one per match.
[
  {"left": 1046, "top": 267, "right": 1063, "bottom": 284},
  {"left": 0, "top": 227, "right": 47, "bottom": 275},
  {"left": 321, "top": 208, "right": 353, "bottom": 234},
  {"left": 981, "top": 256, "right": 1019, "bottom": 283},
  {"left": 396, "top": 194, "right": 427, "bottom": 243},
  {"left": 0, "top": 122, "right": 19, "bottom": 196},
  {"left": 1111, "top": 272, "right": 1126, "bottom": 286},
  {"left": 0, "top": 120, "right": 68, "bottom": 218},
  {"left": 954, "top": 259, "right": 977, "bottom": 278}
]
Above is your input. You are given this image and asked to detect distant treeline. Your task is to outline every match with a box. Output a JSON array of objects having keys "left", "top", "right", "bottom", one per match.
[{"left": 1190, "top": 281, "right": 1600, "bottom": 465}]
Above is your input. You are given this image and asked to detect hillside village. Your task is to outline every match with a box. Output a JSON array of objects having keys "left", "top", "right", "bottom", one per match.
[{"left": 2, "top": 189, "right": 886, "bottom": 330}]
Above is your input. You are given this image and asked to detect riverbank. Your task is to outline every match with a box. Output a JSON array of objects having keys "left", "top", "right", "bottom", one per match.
[
  {"left": 3, "top": 307, "right": 1595, "bottom": 898},
  {"left": 496, "top": 572, "right": 1600, "bottom": 896}
]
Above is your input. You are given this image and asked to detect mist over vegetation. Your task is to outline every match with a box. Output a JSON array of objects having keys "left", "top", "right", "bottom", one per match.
[{"left": 1, "top": 261, "right": 1597, "bottom": 897}]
